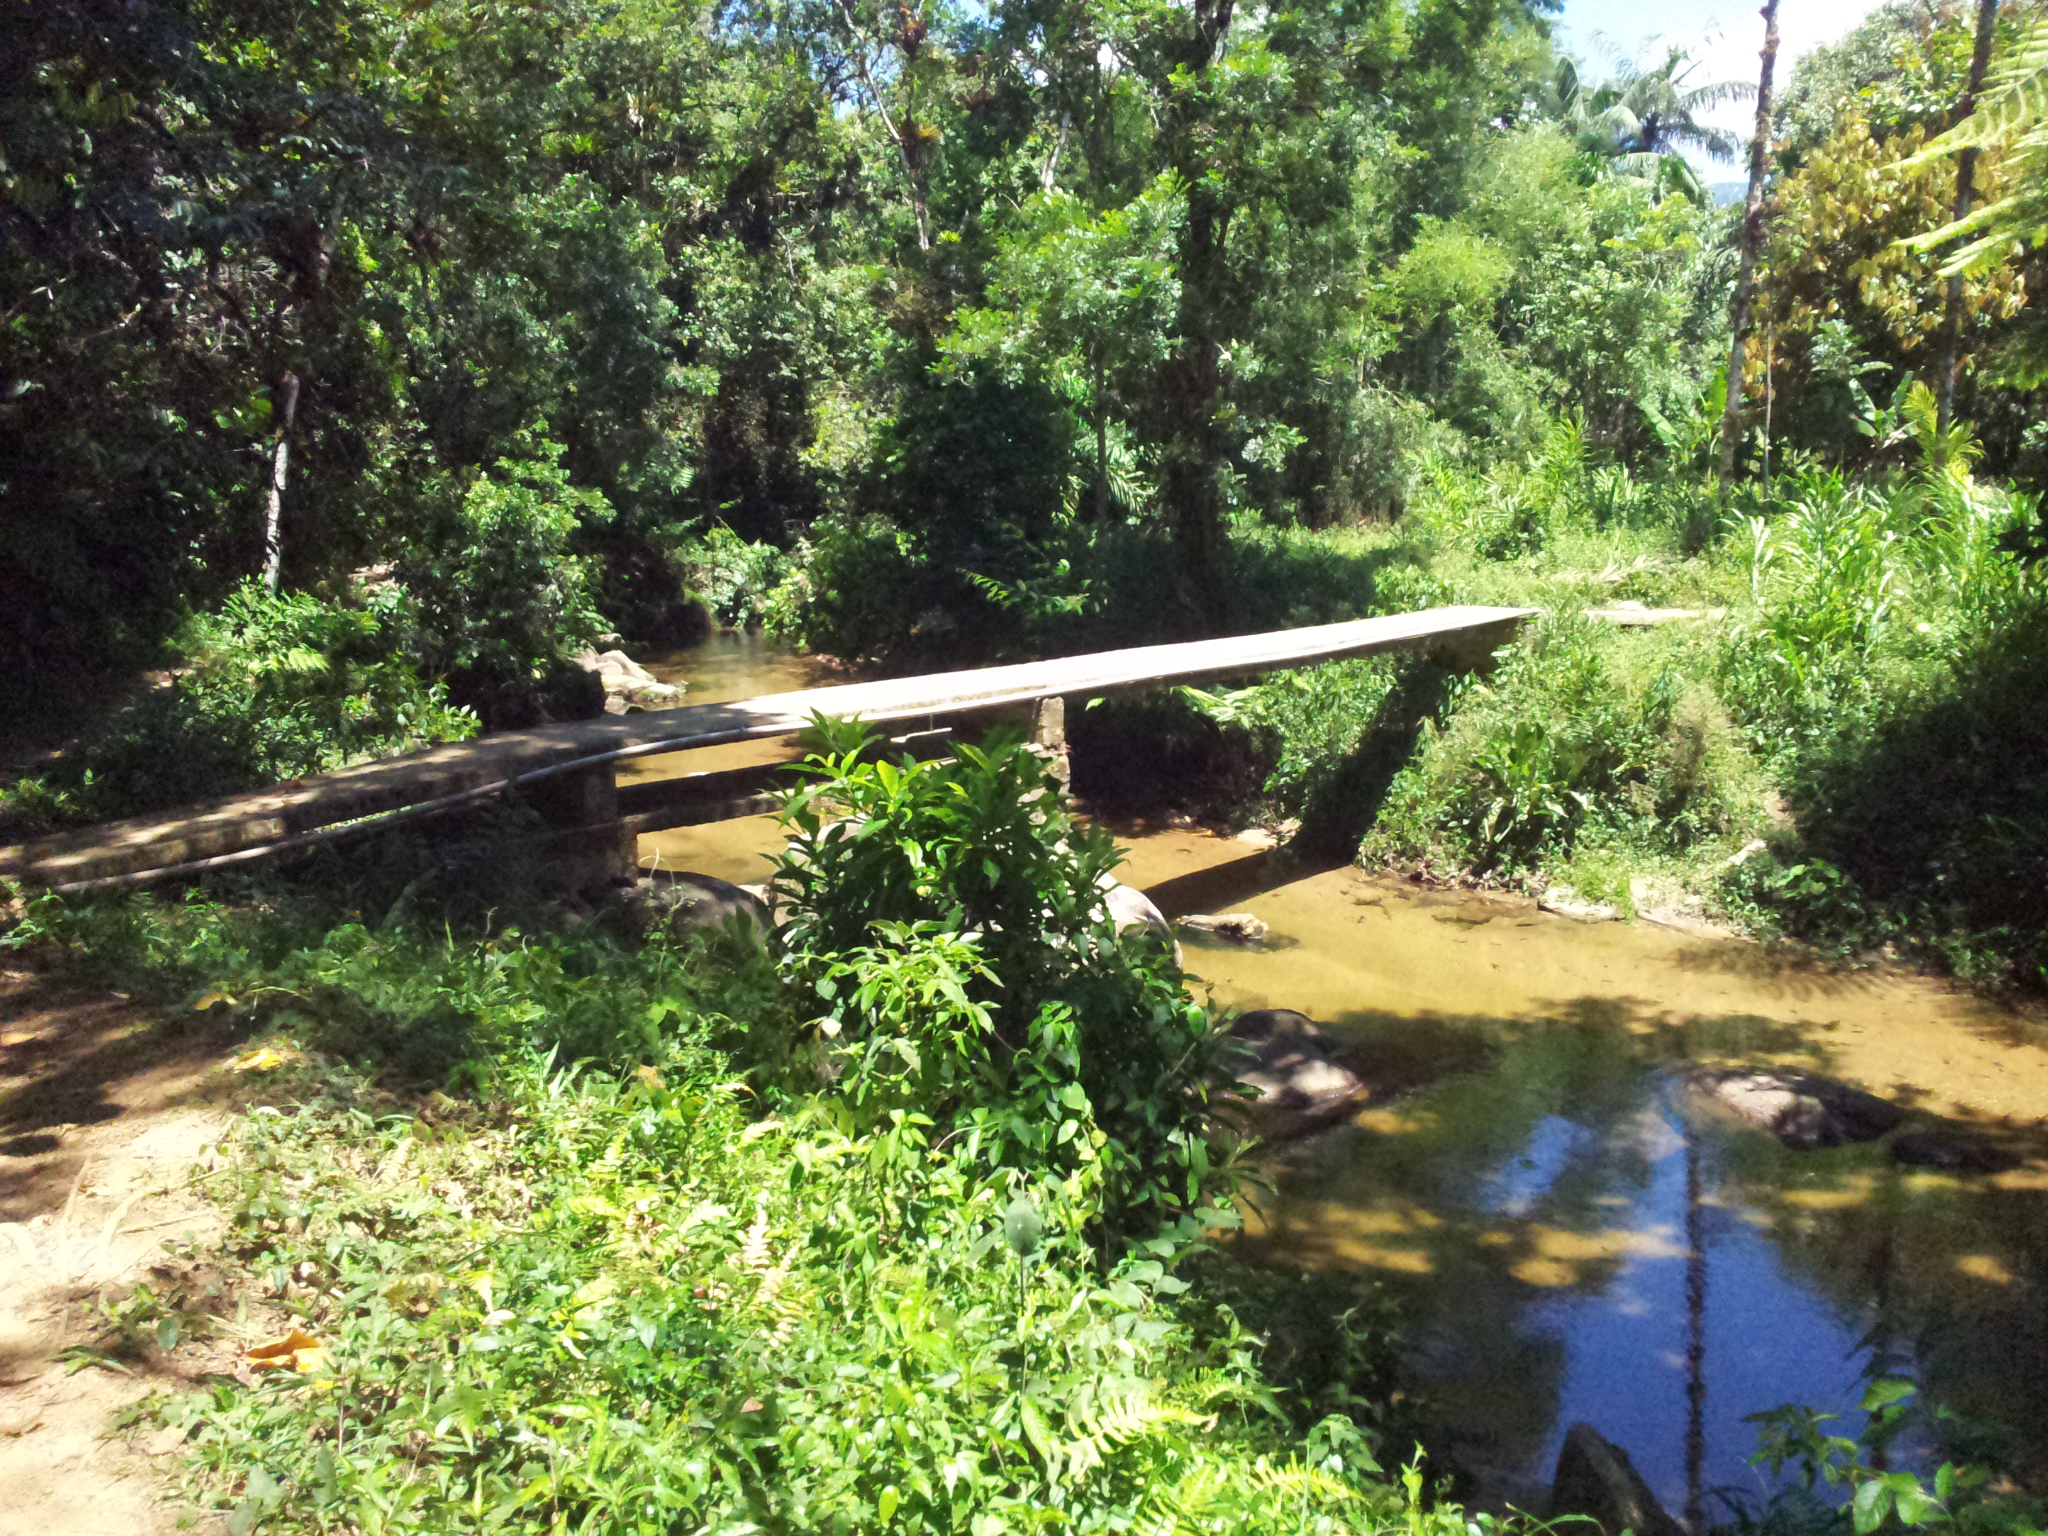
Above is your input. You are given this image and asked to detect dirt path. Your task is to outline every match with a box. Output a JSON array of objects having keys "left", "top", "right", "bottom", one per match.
[{"left": 0, "top": 969, "right": 247, "bottom": 1536}]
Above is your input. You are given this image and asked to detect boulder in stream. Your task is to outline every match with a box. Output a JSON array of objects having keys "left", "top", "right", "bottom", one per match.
[
  {"left": 1098, "top": 878, "right": 1183, "bottom": 969},
  {"left": 575, "top": 648, "right": 682, "bottom": 713},
  {"left": 1538, "top": 885, "right": 1621, "bottom": 923},
  {"left": 1690, "top": 1068, "right": 1906, "bottom": 1150},
  {"left": 1891, "top": 1127, "right": 2022, "bottom": 1175},
  {"left": 1549, "top": 1423, "right": 1687, "bottom": 1536},
  {"left": 1178, "top": 912, "right": 1270, "bottom": 943},
  {"left": 1223, "top": 1009, "right": 1372, "bottom": 1140}
]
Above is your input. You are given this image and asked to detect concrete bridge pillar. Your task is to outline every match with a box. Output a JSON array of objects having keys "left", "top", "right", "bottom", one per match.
[
  {"left": 1030, "top": 696, "right": 1071, "bottom": 793},
  {"left": 521, "top": 760, "right": 637, "bottom": 892}
]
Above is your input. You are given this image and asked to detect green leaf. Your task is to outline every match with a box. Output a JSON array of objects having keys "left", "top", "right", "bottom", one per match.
[
  {"left": 1852, "top": 1477, "right": 1893, "bottom": 1534},
  {"left": 1862, "top": 1378, "right": 1916, "bottom": 1411}
]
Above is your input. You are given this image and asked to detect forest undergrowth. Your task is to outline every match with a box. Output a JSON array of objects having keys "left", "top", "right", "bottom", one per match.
[{"left": 1, "top": 733, "right": 1445, "bottom": 1536}]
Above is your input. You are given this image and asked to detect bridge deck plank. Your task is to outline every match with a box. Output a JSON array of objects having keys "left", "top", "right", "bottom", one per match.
[{"left": 0, "top": 605, "right": 1532, "bottom": 886}]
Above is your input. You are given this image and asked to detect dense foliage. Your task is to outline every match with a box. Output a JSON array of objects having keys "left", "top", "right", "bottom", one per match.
[
  {"left": 8, "top": 0, "right": 2048, "bottom": 1527},
  {"left": 1, "top": 732, "right": 1428, "bottom": 1536}
]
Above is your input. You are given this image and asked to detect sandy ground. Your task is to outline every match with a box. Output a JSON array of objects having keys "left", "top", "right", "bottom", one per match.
[{"left": 0, "top": 968, "right": 246, "bottom": 1536}]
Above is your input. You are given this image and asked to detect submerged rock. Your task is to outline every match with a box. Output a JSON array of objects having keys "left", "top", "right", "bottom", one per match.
[
  {"left": 1178, "top": 912, "right": 1269, "bottom": 942},
  {"left": 1891, "top": 1127, "right": 2023, "bottom": 1175},
  {"left": 1691, "top": 1068, "right": 1906, "bottom": 1149},
  {"left": 1223, "top": 1009, "right": 1372, "bottom": 1140},
  {"left": 1549, "top": 1423, "right": 1687, "bottom": 1536},
  {"left": 1538, "top": 885, "right": 1621, "bottom": 922}
]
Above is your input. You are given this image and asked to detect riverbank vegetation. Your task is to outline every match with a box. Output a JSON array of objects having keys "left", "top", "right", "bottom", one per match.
[
  {"left": 7, "top": 0, "right": 2046, "bottom": 987},
  {"left": 4, "top": 734, "right": 1433, "bottom": 1535},
  {"left": 7, "top": 0, "right": 2048, "bottom": 1526}
]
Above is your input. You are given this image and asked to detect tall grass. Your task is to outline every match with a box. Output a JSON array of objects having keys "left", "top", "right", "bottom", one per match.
[{"left": 1368, "top": 408, "right": 2044, "bottom": 988}]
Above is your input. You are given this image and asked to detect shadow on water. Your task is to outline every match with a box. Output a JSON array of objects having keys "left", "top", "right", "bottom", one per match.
[{"left": 1235, "top": 996, "right": 2048, "bottom": 1518}]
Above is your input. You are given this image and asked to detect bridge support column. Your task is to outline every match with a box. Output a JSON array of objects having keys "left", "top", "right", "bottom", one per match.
[
  {"left": 1030, "top": 696, "right": 1070, "bottom": 794},
  {"left": 524, "top": 762, "right": 637, "bottom": 891}
]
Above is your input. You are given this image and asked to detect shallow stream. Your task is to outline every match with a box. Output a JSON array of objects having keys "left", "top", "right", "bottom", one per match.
[{"left": 630, "top": 636, "right": 2048, "bottom": 1520}]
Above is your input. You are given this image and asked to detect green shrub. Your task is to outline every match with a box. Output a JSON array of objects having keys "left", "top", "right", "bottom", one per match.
[
  {"left": 676, "top": 523, "right": 788, "bottom": 627},
  {"left": 772, "top": 719, "right": 1223, "bottom": 1233},
  {"left": 1365, "top": 619, "right": 1755, "bottom": 872},
  {"left": 764, "top": 512, "right": 941, "bottom": 662},
  {"left": 28, "top": 581, "right": 477, "bottom": 826},
  {"left": 1179, "top": 658, "right": 1404, "bottom": 826},
  {"left": 398, "top": 445, "right": 611, "bottom": 728},
  {"left": 1740, "top": 1377, "right": 2043, "bottom": 1536}
]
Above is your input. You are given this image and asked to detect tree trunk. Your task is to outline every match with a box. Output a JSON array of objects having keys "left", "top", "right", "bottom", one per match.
[
  {"left": 1093, "top": 356, "right": 1109, "bottom": 524},
  {"left": 1937, "top": 0, "right": 2000, "bottom": 437},
  {"left": 1161, "top": 0, "right": 1237, "bottom": 625},
  {"left": 1163, "top": 196, "right": 1230, "bottom": 622},
  {"left": 1716, "top": 0, "right": 1781, "bottom": 494},
  {"left": 261, "top": 370, "right": 300, "bottom": 592}
]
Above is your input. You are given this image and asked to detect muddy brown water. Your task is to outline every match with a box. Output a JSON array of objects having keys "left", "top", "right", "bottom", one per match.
[{"left": 631, "top": 637, "right": 2048, "bottom": 1521}]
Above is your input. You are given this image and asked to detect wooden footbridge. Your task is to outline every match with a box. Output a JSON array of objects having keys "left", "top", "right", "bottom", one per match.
[{"left": 0, "top": 606, "right": 1533, "bottom": 893}]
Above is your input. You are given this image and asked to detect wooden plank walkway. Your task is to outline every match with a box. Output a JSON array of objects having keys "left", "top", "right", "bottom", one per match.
[{"left": 0, "top": 605, "right": 1533, "bottom": 890}]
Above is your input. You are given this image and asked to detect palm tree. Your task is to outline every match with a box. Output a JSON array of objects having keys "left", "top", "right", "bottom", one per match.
[{"left": 1546, "top": 47, "right": 1753, "bottom": 200}]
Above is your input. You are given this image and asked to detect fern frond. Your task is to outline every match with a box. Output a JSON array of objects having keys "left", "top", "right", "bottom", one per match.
[{"left": 1904, "top": 17, "right": 2048, "bottom": 163}]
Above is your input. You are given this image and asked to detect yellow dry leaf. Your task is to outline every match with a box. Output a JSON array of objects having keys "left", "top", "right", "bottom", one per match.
[
  {"left": 231, "top": 1046, "right": 293, "bottom": 1074},
  {"left": 192, "top": 989, "right": 236, "bottom": 1012},
  {"left": 247, "top": 1329, "right": 331, "bottom": 1374}
]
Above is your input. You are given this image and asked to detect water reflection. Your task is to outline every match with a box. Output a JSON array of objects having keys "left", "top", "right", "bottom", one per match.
[
  {"left": 1238, "top": 1012, "right": 2048, "bottom": 1515},
  {"left": 618, "top": 636, "right": 2048, "bottom": 1514}
]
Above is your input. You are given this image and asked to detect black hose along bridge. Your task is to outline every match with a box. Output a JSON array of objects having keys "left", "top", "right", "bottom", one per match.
[{"left": 0, "top": 607, "right": 1535, "bottom": 894}]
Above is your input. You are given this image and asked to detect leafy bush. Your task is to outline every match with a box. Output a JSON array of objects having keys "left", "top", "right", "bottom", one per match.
[
  {"left": 676, "top": 523, "right": 788, "bottom": 627},
  {"left": 398, "top": 446, "right": 612, "bottom": 728},
  {"left": 1365, "top": 619, "right": 1755, "bottom": 873},
  {"left": 13, "top": 581, "right": 477, "bottom": 828},
  {"left": 1741, "top": 1377, "right": 2042, "bottom": 1536},
  {"left": 1179, "top": 658, "right": 1404, "bottom": 826},
  {"left": 772, "top": 719, "right": 1223, "bottom": 1232},
  {"left": 1730, "top": 596, "right": 2048, "bottom": 991},
  {"left": 764, "top": 512, "right": 942, "bottom": 663}
]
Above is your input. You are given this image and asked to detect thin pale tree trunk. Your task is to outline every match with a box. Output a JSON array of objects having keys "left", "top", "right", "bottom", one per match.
[
  {"left": 1937, "top": 0, "right": 2000, "bottom": 436},
  {"left": 257, "top": 188, "right": 344, "bottom": 591},
  {"left": 1717, "top": 0, "right": 1781, "bottom": 494},
  {"left": 261, "top": 370, "right": 300, "bottom": 592}
]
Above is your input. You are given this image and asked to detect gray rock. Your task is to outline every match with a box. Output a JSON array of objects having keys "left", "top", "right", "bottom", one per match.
[
  {"left": 1550, "top": 1424, "right": 1687, "bottom": 1536},
  {"left": 1178, "top": 912, "right": 1270, "bottom": 943},
  {"left": 1539, "top": 885, "right": 1621, "bottom": 922},
  {"left": 1692, "top": 1069, "right": 1906, "bottom": 1150},
  {"left": 632, "top": 871, "right": 771, "bottom": 944},
  {"left": 1223, "top": 1009, "right": 1372, "bottom": 1140},
  {"left": 576, "top": 648, "right": 682, "bottom": 713},
  {"left": 1099, "top": 878, "right": 1183, "bottom": 969},
  {"left": 1891, "top": 1128, "right": 2022, "bottom": 1175}
]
